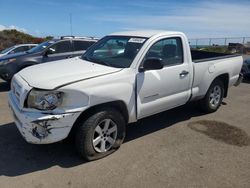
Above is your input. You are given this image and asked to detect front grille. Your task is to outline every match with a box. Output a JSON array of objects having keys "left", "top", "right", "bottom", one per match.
[
  {"left": 10, "top": 104, "right": 22, "bottom": 126},
  {"left": 11, "top": 77, "right": 22, "bottom": 105}
]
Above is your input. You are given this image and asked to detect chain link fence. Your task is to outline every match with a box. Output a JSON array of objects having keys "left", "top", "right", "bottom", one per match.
[{"left": 189, "top": 37, "right": 250, "bottom": 55}]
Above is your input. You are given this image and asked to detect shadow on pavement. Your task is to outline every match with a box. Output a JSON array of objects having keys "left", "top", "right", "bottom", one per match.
[
  {"left": 243, "top": 78, "right": 250, "bottom": 84},
  {"left": 125, "top": 103, "right": 204, "bottom": 143},
  {"left": 0, "top": 123, "right": 84, "bottom": 177},
  {"left": 0, "top": 103, "right": 204, "bottom": 177}
]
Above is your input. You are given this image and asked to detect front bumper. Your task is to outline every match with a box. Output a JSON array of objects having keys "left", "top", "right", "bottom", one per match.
[{"left": 8, "top": 92, "right": 81, "bottom": 144}]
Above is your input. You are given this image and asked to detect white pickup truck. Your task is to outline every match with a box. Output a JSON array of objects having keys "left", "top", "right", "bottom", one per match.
[{"left": 8, "top": 30, "right": 243, "bottom": 160}]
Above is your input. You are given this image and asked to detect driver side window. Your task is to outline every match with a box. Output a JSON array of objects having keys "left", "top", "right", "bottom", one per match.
[
  {"left": 48, "top": 41, "right": 71, "bottom": 54},
  {"left": 146, "top": 37, "right": 183, "bottom": 66},
  {"left": 12, "top": 46, "right": 26, "bottom": 53}
]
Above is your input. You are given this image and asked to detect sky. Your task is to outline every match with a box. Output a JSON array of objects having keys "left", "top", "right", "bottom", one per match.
[{"left": 0, "top": 0, "right": 250, "bottom": 38}]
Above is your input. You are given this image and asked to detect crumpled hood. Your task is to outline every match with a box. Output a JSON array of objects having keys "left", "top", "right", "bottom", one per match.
[{"left": 19, "top": 57, "right": 122, "bottom": 90}]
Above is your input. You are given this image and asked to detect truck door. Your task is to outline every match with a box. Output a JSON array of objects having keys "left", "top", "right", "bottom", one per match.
[{"left": 137, "top": 37, "right": 192, "bottom": 119}]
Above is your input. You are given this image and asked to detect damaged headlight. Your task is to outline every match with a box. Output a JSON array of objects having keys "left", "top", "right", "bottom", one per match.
[{"left": 27, "top": 89, "right": 63, "bottom": 110}]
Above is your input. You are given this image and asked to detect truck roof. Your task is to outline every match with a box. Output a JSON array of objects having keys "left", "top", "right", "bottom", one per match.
[
  {"left": 110, "top": 30, "right": 184, "bottom": 38},
  {"left": 15, "top": 44, "right": 37, "bottom": 47}
]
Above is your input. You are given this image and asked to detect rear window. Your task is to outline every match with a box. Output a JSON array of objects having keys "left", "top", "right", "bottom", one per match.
[
  {"left": 12, "top": 46, "right": 27, "bottom": 53},
  {"left": 74, "top": 40, "right": 96, "bottom": 51},
  {"left": 49, "top": 41, "right": 72, "bottom": 54},
  {"left": 28, "top": 45, "right": 35, "bottom": 50}
]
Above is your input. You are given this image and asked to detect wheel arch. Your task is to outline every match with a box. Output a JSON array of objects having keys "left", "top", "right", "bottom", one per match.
[
  {"left": 19, "top": 62, "right": 36, "bottom": 70},
  {"left": 212, "top": 73, "right": 229, "bottom": 98},
  {"left": 69, "top": 100, "right": 129, "bottom": 136}
]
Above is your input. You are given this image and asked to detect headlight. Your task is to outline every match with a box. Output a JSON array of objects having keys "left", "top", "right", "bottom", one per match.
[
  {"left": 5, "top": 58, "right": 16, "bottom": 63},
  {"left": 27, "top": 89, "right": 63, "bottom": 110},
  {"left": 7, "top": 58, "right": 16, "bottom": 63},
  {"left": 0, "top": 58, "right": 16, "bottom": 65}
]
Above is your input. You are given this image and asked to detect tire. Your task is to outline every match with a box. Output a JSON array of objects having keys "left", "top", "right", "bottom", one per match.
[
  {"left": 0, "top": 77, "right": 8, "bottom": 82},
  {"left": 75, "top": 108, "right": 126, "bottom": 161},
  {"left": 0, "top": 74, "right": 11, "bottom": 83},
  {"left": 199, "top": 79, "right": 224, "bottom": 113}
]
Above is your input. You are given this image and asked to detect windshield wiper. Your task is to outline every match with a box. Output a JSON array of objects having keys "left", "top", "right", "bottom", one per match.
[
  {"left": 83, "top": 56, "right": 110, "bottom": 66},
  {"left": 93, "top": 59, "right": 110, "bottom": 66},
  {"left": 82, "top": 56, "right": 90, "bottom": 61}
]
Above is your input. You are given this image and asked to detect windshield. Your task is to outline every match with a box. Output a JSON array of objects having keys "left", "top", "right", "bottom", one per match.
[
  {"left": 0, "top": 46, "right": 15, "bottom": 54},
  {"left": 82, "top": 36, "right": 147, "bottom": 68},
  {"left": 27, "top": 40, "right": 55, "bottom": 53}
]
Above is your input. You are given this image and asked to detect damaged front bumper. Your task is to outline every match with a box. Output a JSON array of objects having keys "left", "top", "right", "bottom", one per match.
[{"left": 8, "top": 92, "right": 81, "bottom": 144}]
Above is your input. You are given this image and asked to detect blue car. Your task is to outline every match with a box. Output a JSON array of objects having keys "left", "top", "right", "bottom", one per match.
[
  {"left": 241, "top": 58, "right": 250, "bottom": 79},
  {"left": 0, "top": 36, "right": 97, "bottom": 82}
]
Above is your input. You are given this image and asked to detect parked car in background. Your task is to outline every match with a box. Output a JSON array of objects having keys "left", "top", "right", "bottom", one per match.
[
  {"left": 0, "top": 44, "right": 37, "bottom": 58},
  {"left": 241, "top": 57, "right": 250, "bottom": 79},
  {"left": 8, "top": 30, "right": 243, "bottom": 161},
  {"left": 0, "top": 36, "right": 98, "bottom": 82},
  {"left": 228, "top": 42, "right": 250, "bottom": 54}
]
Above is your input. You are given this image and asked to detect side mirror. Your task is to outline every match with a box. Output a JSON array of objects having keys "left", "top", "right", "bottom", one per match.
[
  {"left": 139, "top": 57, "right": 163, "bottom": 72},
  {"left": 44, "top": 48, "right": 55, "bottom": 56}
]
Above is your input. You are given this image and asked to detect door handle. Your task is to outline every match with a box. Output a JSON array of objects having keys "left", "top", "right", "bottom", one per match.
[
  {"left": 180, "top": 70, "right": 189, "bottom": 77},
  {"left": 66, "top": 55, "right": 73, "bottom": 59}
]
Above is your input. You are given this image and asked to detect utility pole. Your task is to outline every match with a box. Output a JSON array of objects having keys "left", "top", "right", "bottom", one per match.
[
  {"left": 70, "top": 13, "right": 73, "bottom": 36},
  {"left": 243, "top": 37, "right": 246, "bottom": 44}
]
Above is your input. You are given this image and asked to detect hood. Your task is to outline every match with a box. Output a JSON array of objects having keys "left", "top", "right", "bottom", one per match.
[
  {"left": 19, "top": 57, "right": 122, "bottom": 90},
  {"left": 0, "top": 52, "right": 28, "bottom": 61}
]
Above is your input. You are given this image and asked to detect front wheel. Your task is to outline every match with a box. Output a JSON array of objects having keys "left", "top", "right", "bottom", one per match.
[
  {"left": 0, "top": 74, "right": 12, "bottom": 83},
  {"left": 199, "top": 79, "right": 224, "bottom": 113},
  {"left": 75, "top": 108, "right": 126, "bottom": 161}
]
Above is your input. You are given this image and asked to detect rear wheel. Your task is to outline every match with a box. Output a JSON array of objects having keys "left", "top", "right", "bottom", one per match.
[
  {"left": 75, "top": 108, "right": 126, "bottom": 161},
  {"left": 199, "top": 79, "right": 224, "bottom": 113}
]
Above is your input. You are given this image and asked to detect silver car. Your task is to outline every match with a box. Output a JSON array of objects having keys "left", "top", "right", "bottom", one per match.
[{"left": 0, "top": 44, "right": 37, "bottom": 57}]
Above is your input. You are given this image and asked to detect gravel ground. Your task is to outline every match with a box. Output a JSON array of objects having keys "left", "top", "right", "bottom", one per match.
[{"left": 0, "top": 79, "right": 250, "bottom": 188}]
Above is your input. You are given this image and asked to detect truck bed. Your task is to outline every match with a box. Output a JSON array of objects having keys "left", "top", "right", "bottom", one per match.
[
  {"left": 191, "top": 51, "right": 243, "bottom": 101},
  {"left": 191, "top": 50, "right": 241, "bottom": 63}
]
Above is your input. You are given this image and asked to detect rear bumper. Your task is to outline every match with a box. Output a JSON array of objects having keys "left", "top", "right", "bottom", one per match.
[
  {"left": 8, "top": 92, "right": 81, "bottom": 144},
  {"left": 234, "top": 73, "right": 243, "bottom": 86}
]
